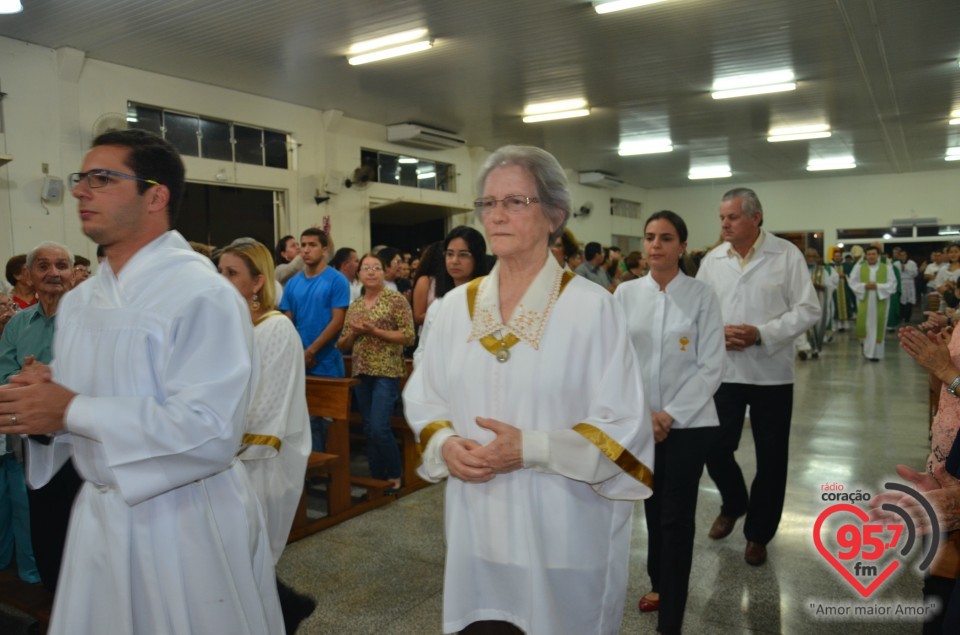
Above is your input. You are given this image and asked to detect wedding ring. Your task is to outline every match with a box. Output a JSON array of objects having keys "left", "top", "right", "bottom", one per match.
[{"left": 10, "top": 414, "right": 16, "bottom": 425}]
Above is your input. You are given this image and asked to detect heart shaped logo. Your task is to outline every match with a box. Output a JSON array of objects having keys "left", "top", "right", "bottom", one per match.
[{"left": 813, "top": 503, "right": 901, "bottom": 598}]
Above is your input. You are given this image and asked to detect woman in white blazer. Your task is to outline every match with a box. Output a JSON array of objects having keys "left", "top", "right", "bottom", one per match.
[{"left": 614, "top": 210, "right": 725, "bottom": 635}]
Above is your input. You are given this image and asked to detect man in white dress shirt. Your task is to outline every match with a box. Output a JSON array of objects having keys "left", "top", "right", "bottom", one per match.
[
  {"left": 696, "top": 187, "right": 819, "bottom": 566},
  {"left": 0, "top": 129, "right": 282, "bottom": 634}
]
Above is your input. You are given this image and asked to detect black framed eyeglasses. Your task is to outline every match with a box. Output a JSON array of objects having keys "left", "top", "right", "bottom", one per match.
[{"left": 68, "top": 169, "right": 160, "bottom": 190}]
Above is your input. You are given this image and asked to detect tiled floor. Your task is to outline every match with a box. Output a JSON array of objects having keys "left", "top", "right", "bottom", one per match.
[{"left": 0, "top": 328, "right": 940, "bottom": 633}]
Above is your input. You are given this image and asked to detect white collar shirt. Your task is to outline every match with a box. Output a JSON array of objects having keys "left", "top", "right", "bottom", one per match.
[{"left": 614, "top": 271, "right": 725, "bottom": 428}]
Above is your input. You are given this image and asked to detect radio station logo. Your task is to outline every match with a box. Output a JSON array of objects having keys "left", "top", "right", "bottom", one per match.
[{"left": 813, "top": 482, "right": 939, "bottom": 599}]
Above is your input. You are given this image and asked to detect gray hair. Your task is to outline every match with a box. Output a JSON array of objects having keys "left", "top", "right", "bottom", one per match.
[
  {"left": 475, "top": 145, "right": 571, "bottom": 242},
  {"left": 721, "top": 187, "right": 764, "bottom": 226},
  {"left": 26, "top": 241, "right": 73, "bottom": 269}
]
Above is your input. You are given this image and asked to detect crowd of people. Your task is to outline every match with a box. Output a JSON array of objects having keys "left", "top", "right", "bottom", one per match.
[{"left": 0, "top": 127, "right": 957, "bottom": 634}]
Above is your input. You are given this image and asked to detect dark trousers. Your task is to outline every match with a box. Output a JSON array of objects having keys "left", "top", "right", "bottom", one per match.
[
  {"left": 706, "top": 382, "right": 793, "bottom": 545},
  {"left": 645, "top": 426, "right": 717, "bottom": 635},
  {"left": 26, "top": 459, "right": 82, "bottom": 593}
]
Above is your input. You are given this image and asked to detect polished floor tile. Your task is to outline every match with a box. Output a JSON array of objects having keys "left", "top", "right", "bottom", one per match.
[{"left": 0, "top": 330, "right": 940, "bottom": 633}]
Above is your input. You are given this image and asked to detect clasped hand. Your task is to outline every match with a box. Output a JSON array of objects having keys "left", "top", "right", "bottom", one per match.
[
  {"left": 0, "top": 356, "right": 74, "bottom": 436},
  {"left": 725, "top": 324, "right": 759, "bottom": 351},
  {"left": 441, "top": 417, "right": 523, "bottom": 483},
  {"left": 871, "top": 464, "right": 960, "bottom": 535},
  {"left": 898, "top": 325, "right": 952, "bottom": 376}
]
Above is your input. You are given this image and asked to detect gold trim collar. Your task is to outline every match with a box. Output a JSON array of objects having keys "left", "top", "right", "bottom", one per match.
[{"left": 467, "top": 253, "right": 570, "bottom": 351}]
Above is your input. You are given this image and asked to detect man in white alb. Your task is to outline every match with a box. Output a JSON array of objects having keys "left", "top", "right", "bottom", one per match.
[
  {"left": 0, "top": 129, "right": 283, "bottom": 634},
  {"left": 848, "top": 244, "right": 898, "bottom": 361}
]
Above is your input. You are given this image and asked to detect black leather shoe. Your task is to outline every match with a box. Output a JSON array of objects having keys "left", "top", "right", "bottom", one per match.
[
  {"left": 708, "top": 514, "right": 739, "bottom": 540},
  {"left": 745, "top": 541, "right": 767, "bottom": 566}
]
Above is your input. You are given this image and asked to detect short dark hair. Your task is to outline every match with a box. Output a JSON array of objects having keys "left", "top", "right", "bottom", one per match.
[
  {"left": 584, "top": 242, "right": 603, "bottom": 261},
  {"left": 645, "top": 210, "right": 689, "bottom": 244},
  {"left": 300, "top": 227, "right": 329, "bottom": 247},
  {"left": 74, "top": 255, "right": 91, "bottom": 267},
  {"left": 5, "top": 254, "right": 26, "bottom": 286},
  {"left": 377, "top": 247, "right": 401, "bottom": 270},
  {"left": 864, "top": 245, "right": 880, "bottom": 254},
  {"left": 330, "top": 247, "right": 357, "bottom": 271},
  {"left": 92, "top": 129, "right": 186, "bottom": 227}
]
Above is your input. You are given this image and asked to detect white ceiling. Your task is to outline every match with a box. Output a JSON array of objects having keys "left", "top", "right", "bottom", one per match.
[{"left": 2, "top": 0, "right": 959, "bottom": 188}]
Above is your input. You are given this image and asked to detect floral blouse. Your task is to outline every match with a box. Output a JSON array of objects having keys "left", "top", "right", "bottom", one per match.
[{"left": 342, "top": 288, "right": 415, "bottom": 378}]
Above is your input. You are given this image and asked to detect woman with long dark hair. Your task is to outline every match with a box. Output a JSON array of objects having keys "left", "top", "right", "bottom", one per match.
[{"left": 413, "top": 226, "right": 489, "bottom": 367}]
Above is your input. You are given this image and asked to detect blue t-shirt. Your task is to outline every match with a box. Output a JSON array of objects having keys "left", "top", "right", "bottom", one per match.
[{"left": 279, "top": 266, "right": 351, "bottom": 377}]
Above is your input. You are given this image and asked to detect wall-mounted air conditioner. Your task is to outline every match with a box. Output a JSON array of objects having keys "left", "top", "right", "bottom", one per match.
[
  {"left": 387, "top": 123, "right": 466, "bottom": 151},
  {"left": 891, "top": 217, "right": 939, "bottom": 226},
  {"left": 578, "top": 171, "right": 623, "bottom": 189}
]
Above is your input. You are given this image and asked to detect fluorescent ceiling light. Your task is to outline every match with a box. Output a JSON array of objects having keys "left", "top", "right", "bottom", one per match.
[
  {"left": 618, "top": 139, "right": 673, "bottom": 156},
  {"left": 398, "top": 157, "right": 418, "bottom": 164},
  {"left": 522, "top": 110, "right": 590, "bottom": 123},
  {"left": 767, "top": 124, "right": 832, "bottom": 142},
  {"left": 416, "top": 171, "right": 436, "bottom": 180},
  {"left": 593, "top": 0, "right": 668, "bottom": 14},
  {"left": 807, "top": 157, "right": 856, "bottom": 171},
  {"left": 0, "top": 0, "right": 22, "bottom": 14},
  {"left": 348, "top": 40, "right": 433, "bottom": 66},
  {"left": 522, "top": 99, "right": 590, "bottom": 123},
  {"left": 349, "top": 29, "right": 428, "bottom": 55},
  {"left": 939, "top": 228, "right": 960, "bottom": 236},
  {"left": 524, "top": 99, "right": 587, "bottom": 116},
  {"left": 946, "top": 147, "right": 960, "bottom": 161},
  {"left": 688, "top": 166, "right": 732, "bottom": 180},
  {"left": 950, "top": 110, "right": 960, "bottom": 125},
  {"left": 712, "top": 70, "right": 796, "bottom": 100}
]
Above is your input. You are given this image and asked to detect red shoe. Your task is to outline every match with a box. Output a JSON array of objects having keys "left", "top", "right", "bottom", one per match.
[{"left": 638, "top": 593, "right": 660, "bottom": 612}]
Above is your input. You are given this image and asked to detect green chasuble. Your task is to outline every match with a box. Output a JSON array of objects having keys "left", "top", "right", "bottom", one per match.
[{"left": 856, "top": 261, "right": 887, "bottom": 343}]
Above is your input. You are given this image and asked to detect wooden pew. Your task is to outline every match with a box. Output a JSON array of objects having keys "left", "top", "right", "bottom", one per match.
[{"left": 288, "top": 375, "right": 397, "bottom": 542}]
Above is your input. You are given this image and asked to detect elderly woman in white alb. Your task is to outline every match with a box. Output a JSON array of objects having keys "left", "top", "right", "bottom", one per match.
[{"left": 403, "top": 145, "right": 654, "bottom": 635}]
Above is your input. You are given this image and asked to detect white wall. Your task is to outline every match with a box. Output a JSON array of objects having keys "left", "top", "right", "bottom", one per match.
[
  {"left": 646, "top": 170, "right": 960, "bottom": 251},
  {"left": 0, "top": 35, "right": 479, "bottom": 263}
]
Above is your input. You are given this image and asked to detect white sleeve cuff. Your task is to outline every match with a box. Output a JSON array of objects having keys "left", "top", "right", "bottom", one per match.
[{"left": 522, "top": 429, "right": 549, "bottom": 468}]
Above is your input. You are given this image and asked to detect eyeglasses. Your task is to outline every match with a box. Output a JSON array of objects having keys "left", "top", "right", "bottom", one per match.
[
  {"left": 69, "top": 169, "right": 160, "bottom": 190},
  {"left": 444, "top": 250, "right": 473, "bottom": 260},
  {"left": 360, "top": 265, "right": 383, "bottom": 272},
  {"left": 473, "top": 195, "right": 540, "bottom": 215}
]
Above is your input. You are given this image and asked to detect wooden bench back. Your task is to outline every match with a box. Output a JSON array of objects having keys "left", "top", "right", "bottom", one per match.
[{"left": 305, "top": 376, "right": 359, "bottom": 420}]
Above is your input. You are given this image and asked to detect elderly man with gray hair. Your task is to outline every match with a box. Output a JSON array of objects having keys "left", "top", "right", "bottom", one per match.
[
  {"left": 0, "top": 241, "right": 83, "bottom": 593},
  {"left": 696, "top": 188, "right": 820, "bottom": 567}
]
